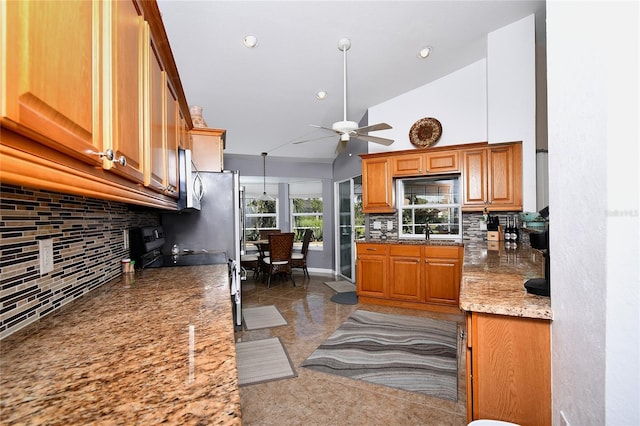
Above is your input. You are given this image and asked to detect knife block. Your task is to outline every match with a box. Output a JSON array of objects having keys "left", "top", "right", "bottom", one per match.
[{"left": 487, "top": 226, "right": 503, "bottom": 241}]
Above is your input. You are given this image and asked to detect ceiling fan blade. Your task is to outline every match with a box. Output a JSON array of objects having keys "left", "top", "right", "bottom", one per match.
[
  {"left": 335, "top": 139, "right": 348, "bottom": 154},
  {"left": 355, "top": 122, "right": 392, "bottom": 133},
  {"left": 353, "top": 133, "right": 394, "bottom": 146},
  {"left": 310, "top": 124, "right": 340, "bottom": 134},
  {"left": 292, "top": 134, "right": 339, "bottom": 145}
]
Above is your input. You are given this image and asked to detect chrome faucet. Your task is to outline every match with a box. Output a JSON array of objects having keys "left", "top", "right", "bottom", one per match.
[{"left": 425, "top": 224, "right": 431, "bottom": 240}]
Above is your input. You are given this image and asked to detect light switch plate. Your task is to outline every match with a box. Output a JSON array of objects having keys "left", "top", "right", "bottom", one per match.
[
  {"left": 39, "top": 239, "right": 54, "bottom": 276},
  {"left": 386, "top": 221, "right": 393, "bottom": 230},
  {"left": 373, "top": 221, "right": 382, "bottom": 230}
]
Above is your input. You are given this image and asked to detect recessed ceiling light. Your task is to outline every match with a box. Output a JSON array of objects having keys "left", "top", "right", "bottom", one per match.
[
  {"left": 417, "top": 46, "right": 432, "bottom": 59},
  {"left": 243, "top": 34, "right": 258, "bottom": 48},
  {"left": 316, "top": 91, "right": 327, "bottom": 100}
]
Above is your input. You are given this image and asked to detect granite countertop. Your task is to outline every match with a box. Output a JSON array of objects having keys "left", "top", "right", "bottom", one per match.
[
  {"left": 460, "top": 242, "right": 552, "bottom": 320},
  {"left": 0, "top": 265, "right": 241, "bottom": 425}
]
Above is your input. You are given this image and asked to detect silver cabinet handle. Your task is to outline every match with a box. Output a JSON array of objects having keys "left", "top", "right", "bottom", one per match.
[{"left": 98, "top": 149, "right": 126, "bottom": 167}]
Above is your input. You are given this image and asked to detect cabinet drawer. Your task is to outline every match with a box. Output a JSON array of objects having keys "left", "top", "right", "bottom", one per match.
[
  {"left": 389, "top": 244, "right": 421, "bottom": 257},
  {"left": 357, "top": 243, "right": 389, "bottom": 256},
  {"left": 424, "top": 245, "right": 462, "bottom": 259}
]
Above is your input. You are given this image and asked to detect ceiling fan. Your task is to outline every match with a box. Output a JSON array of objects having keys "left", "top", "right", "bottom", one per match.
[{"left": 294, "top": 38, "right": 394, "bottom": 154}]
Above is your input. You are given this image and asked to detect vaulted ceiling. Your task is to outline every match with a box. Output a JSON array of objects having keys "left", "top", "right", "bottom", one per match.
[{"left": 157, "top": 1, "right": 545, "bottom": 162}]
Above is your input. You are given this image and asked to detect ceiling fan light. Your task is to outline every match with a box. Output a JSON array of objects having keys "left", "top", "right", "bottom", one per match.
[
  {"left": 332, "top": 120, "right": 359, "bottom": 132},
  {"left": 418, "top": 46, "right": 432, "bottom": 59},
  {"left": 243, "top": 34, "right": 258, "bottom": 48}
]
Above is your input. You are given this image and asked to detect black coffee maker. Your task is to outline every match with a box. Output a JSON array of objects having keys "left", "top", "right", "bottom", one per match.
[{"left": 525, "top": 206, "right": 550, "bottom": 297}]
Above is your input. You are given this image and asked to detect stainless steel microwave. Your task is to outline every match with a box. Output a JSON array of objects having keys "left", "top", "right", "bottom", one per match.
[{"left": 178, "top": 149, "right": 203, "bottom": 211}]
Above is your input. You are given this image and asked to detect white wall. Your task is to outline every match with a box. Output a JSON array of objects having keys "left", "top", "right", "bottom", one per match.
[
  {"left": 547, "top": 1, "right": 639, "bottom": 425},
  {"left": 368, "top": 16, "right": 537, "bottom": 212},
  {"left": 488, "top": 14, "right": 536, "bottom": 212},
  {"left": 368, "top": 59, "right": 487, "bottom": 150}
]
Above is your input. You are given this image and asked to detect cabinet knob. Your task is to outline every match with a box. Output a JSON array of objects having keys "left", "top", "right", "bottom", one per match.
[
  {"left": 98, "top": 149, "right": 126, "bottom": 167},
  {"left": 98, "top": 148, "right": 115, "bottom": 162}
]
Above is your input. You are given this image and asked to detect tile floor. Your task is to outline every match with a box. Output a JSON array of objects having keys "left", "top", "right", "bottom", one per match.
[{"left": 236, "top": 272, "right": 468, "bottom": 426}]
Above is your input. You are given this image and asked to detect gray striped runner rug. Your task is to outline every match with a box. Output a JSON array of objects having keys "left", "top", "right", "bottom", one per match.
[{"left": 301, "top": 310, "right": 458, "bottom": 401}]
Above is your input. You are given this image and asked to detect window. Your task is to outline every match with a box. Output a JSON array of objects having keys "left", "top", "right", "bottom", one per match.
[
  {"left": 242, "top": 182, "right": 278, "bottom": 241},
  {"left": 397, "top": 175, "right": 461, "bottom": 240},
  {"left": 289, "top": 181, "right": 323, "bottom": 246}
]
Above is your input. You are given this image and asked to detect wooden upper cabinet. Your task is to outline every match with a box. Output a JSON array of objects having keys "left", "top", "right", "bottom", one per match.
[
  {"left": 462, "top": 143, "right": 522, "bottom": 211},
  {"left": 191, "top": 128, "right": 225, "bottom": 172},
  {"left": 103, "top": 0, "right": 145, "bottom": 183},
  {"left": 165, "top": 83, "right": 179, "bottom": 198},
  {"left": 361, "top": 157, "right": 394, "bottom": 213},
  {"left": 392, "top": 153, "right": 426, "bottom": 176},
  {"left": 1, "top": 0, "right": 103, "bottom": 166},
  {"left": 425, "top": 150, "right": 459, "bottom": 173},
  {"left": 488, "top": 144, "right": 521, "bottom": 207},
  {"left": 462, "top": 148, "right": 488, "bottom": 207},
  {"left": 392, "top": 150, "right": 459, "bottom": 177},
  {"left": 144, "top": 27, "right": 167, "bottom": 193}
]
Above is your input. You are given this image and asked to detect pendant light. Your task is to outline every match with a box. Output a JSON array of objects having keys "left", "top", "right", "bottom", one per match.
[{"left": 258, "top": 152, "right": 274, "bottom": 201}]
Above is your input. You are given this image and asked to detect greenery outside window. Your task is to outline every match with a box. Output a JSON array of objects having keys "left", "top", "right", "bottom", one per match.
[
  {"left": 289, "top": 181, "right": 323, "bottom": 248},
  {"left": 397, "top": 175, "right": 462, "bottom": 240},
  {"left": 243, "top": 182, "right": 278, "bottom": 241}
]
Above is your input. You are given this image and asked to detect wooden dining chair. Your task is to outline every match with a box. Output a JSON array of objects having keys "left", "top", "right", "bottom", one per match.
[
  {"left": 291, "top": 229, "right": 313, "bottom": 277},
  {"left": 261, "top": 232, "right": 295, "bottom": 288}
]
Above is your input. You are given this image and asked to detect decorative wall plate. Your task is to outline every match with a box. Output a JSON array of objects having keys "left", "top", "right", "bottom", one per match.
[{"left": 409, "top": 117, "right": 442, "bottom": 148}]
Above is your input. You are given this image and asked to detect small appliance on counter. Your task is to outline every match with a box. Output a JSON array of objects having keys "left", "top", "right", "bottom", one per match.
[{"left": 524, "top": 206, "right": 550, "bottom": 297}]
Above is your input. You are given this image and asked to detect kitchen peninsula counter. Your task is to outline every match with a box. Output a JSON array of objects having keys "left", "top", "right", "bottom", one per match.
[
  {"left": 460, "top": 242, "right": 552, "bottom": 320},
  {"left": 0, "top": 265, "right": 241, "bottom": 425}
]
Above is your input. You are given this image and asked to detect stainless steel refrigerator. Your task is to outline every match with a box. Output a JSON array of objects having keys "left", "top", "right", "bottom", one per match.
[{"left": 161, "top": 170, "right": 244, "bottom": 328}]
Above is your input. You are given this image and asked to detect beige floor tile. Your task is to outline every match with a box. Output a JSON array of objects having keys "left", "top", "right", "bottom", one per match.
[{"left": 237, "top": 273, "right": 468, "bottom": 426}]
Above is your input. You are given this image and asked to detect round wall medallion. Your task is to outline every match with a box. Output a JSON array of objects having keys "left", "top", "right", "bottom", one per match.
[{"left": 409, "top": 117, "right": 442, "bottom": 148}]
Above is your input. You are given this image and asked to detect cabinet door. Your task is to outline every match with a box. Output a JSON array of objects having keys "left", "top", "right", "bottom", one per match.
[
  {"left": 362, "top": 158, "right": 394, "bottom": 213},
  {"left": 356, "top": 244, "right": 388, "bottom": 298},
  {"left": 424, "top": 257, "right": 460, "bottom": 305},
  {"left": 462, "top": 148, "right": 487, "bottom": 207},
  {"left": 104, "top": 0, "right": 145, "bottom": 183},
  {"left": 470, "top": 313, "right": 551, "bottom": 425},
  {"left": 144, "top": 27, "right": 167, "bottom": 193},
  {"left": 392, "top": 153, "right": 425, "bottom": 176},
  {"left": 1, "top": 0, "right": 103, "bottom": 166},
  {"left": 165, "top": 83, "right": 179, "bottom": 197},
  {"left": 488, "top": 144, "right": 521, "bottom": 208},
  {"left": 388, "top": 245, "right": 422, "bottom": 301},
  {"left": 423, "top": 245, "right": 462, "bottom": 305},
  {"left": 191, "top": 128, "right": 225, "bottom": 172},
  {"left": 425, "top": 150, "right": 459, "bottom": 173}
]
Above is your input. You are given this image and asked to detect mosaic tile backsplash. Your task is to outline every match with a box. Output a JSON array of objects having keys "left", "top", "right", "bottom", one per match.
[
  {"left": 367, "top": 211, "right": 529, "bottom": 244},
  {"left": 0, "top": 185, "right": 161, "bottom": 339}
]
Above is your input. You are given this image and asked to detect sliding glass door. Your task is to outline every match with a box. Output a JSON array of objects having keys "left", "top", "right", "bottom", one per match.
[{"left": 335, "top": 176, "right": 363, "bottom": 281}]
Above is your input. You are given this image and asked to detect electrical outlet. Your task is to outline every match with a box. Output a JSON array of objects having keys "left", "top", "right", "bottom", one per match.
[
  {"left": 387, "top": 221, "right": 393, "bottom": 231},
  {"left": 373, "top": 221, "right": 382, "bottom": 230},
  {"left": 123, "top": 229, "right": 129, "bottom": 250},
  {"left": 39, "top": 239, "right": 54, "bottom": 276},
  {"left": 560, "top": 410, "right": 571, "bottom": 426}
]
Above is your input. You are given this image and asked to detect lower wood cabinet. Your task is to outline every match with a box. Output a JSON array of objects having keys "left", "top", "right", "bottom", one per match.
[
  {"left": 357, "top": 242, "right": 463, "bottom": 313},
  {"left": 356, "top": 243, "right": 389, "bottom": 298},
  {"left": 466, "top": 312, "right": 551, "bottom": 425}
]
